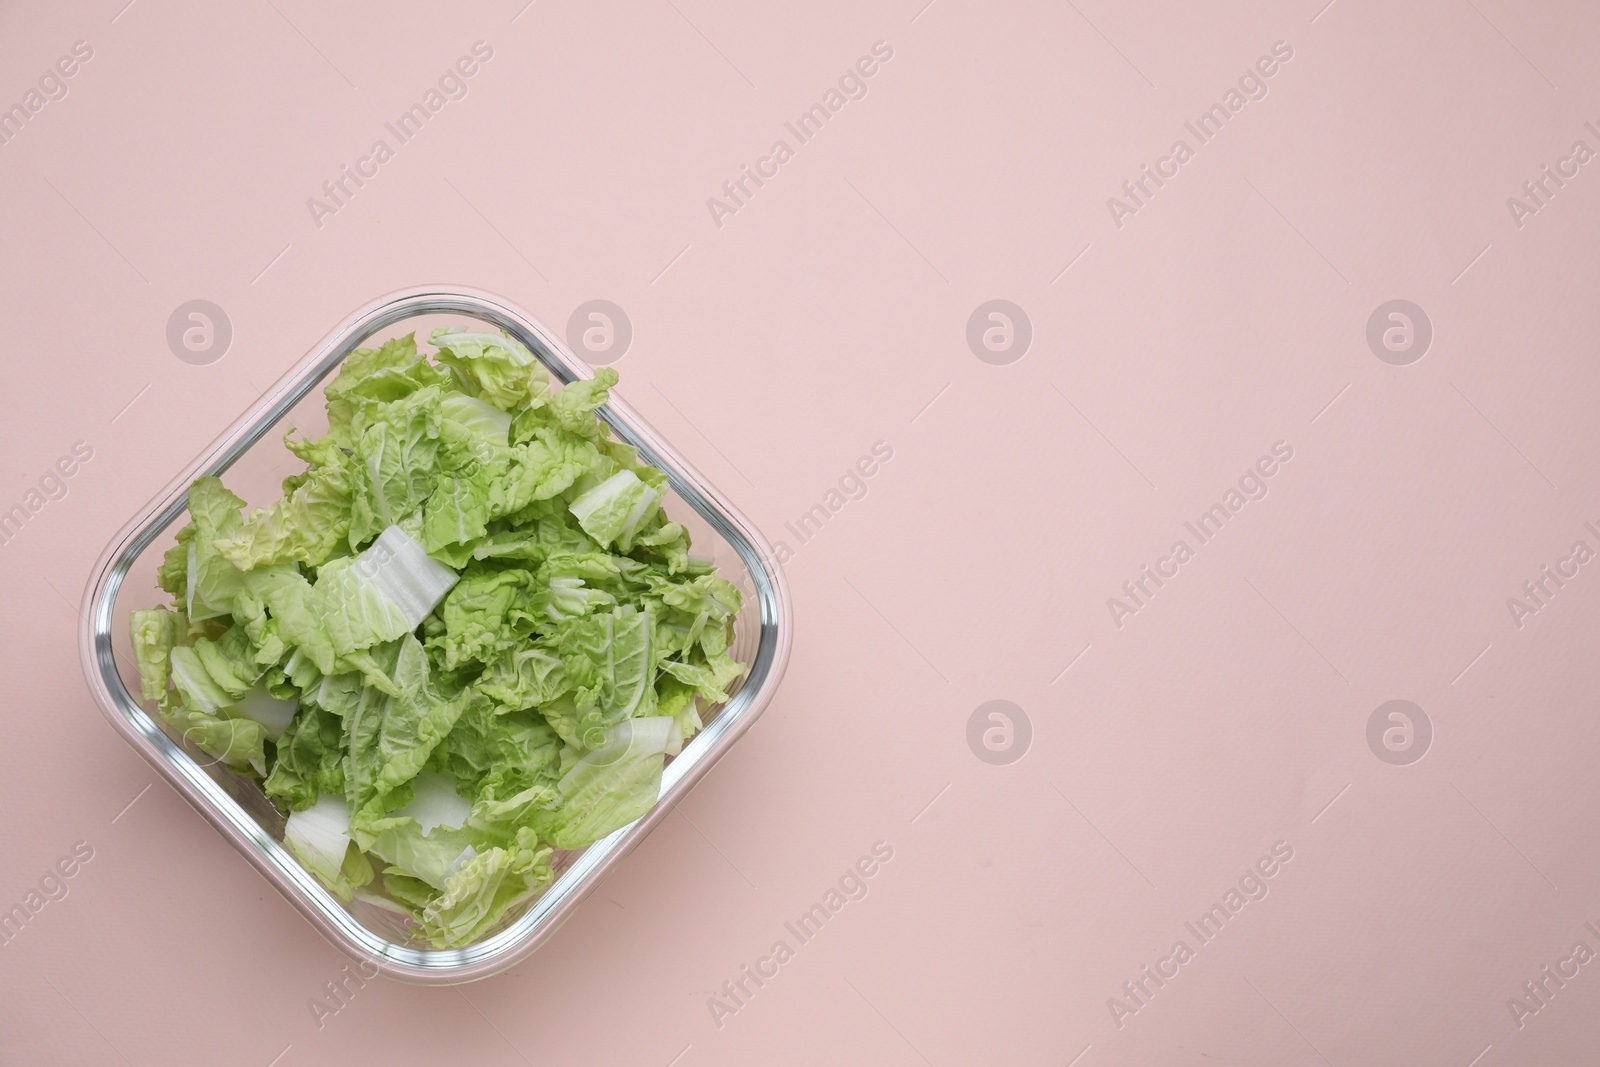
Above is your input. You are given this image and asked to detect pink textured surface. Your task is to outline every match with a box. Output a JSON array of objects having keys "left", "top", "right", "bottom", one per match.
[{"left": 3, "top": 1, "right": 1598, "bottom": 1064}]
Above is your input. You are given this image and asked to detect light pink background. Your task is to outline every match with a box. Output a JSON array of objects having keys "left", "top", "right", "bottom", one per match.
[{"left": 3, "top": 0, "right": 1599, "bottom": 1063}]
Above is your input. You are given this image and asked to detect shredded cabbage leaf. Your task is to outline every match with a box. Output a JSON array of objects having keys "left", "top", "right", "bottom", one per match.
[{"left": 131, "top": 332, "right": 744, "bottom": 945}]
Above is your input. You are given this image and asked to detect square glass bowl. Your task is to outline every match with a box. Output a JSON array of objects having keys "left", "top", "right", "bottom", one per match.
[{"left": 78, "top": 286, "right": 791, "bottom": 983}]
